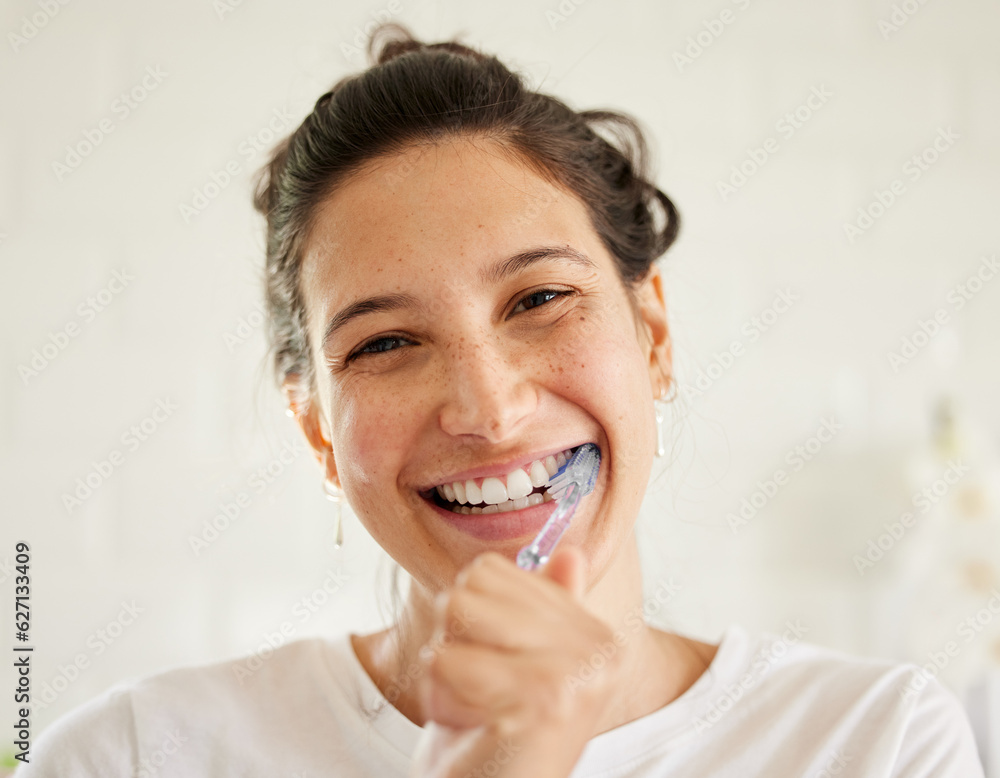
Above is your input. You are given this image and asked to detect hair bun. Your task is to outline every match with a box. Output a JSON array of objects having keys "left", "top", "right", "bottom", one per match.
[{"left": 368, "top": 22, "right": 422, "bottom": 66}]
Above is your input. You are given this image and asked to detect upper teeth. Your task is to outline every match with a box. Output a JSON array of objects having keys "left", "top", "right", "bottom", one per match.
[{"left": 434, "top": 447, "right": 576, "bottom": 505}]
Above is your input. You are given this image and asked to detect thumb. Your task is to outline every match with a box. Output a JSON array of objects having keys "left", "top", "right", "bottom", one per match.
[{"left": 541, "top": 544, "right": 587, "bottom": 601}]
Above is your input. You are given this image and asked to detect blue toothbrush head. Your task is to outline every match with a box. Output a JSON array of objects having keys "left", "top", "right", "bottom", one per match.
[{"left": 548, "top": 442, "right": 601, "bottom": 496}]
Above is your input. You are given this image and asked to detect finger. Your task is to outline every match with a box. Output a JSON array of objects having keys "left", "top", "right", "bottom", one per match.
[
  {"left": 423, "top": 641, "right": 525, "bottom": 717},
  {"left": 420, "top": 664, "right": 489, "bottom": 730},
  {"left": 455, "top": 551, "right": 577, "bottom": 612},
  {"left": 435, "top": 587, "right": 558, "bottom": 651},
  {"left": 539, "top": 545, "right": 587, "bottom": 602}
]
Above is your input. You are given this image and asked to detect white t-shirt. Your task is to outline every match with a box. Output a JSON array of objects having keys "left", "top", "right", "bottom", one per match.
[{"left": 15, "top": 622, "right": 985, "bottom": 777}]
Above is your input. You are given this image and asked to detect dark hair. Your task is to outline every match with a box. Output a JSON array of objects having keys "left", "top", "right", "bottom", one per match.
[
  {"left": 251, "top": 23, "right": 691, "bottom": 703},
  {"left": 252, "top": 21, "right": 680, "bottom": 408}
]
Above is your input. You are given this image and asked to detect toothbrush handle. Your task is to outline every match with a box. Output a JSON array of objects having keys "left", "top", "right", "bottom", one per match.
[{"left": 516, "top": 481, "right": 581, "bottom": 571}]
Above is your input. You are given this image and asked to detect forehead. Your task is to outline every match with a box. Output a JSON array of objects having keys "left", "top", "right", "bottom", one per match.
[{"left": 299, "top": 137, "right": 603, "bottom": 295}]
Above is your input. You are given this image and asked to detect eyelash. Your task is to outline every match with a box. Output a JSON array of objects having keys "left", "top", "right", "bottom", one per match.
[{"left": 345, "top": 288, "right": 575, "bottom": 362}]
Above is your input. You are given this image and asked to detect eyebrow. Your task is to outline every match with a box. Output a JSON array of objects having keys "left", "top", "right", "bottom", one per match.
[{"left": 322, "top": 245, "right": 597, "bottom": 350}]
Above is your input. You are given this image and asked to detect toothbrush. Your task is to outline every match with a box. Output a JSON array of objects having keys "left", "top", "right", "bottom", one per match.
[
  {"left": 516, "top": 442, "right": 602, "bottom": 571},
  {"left": 410, "top": 443, "right": 602, "bottom": 776}
]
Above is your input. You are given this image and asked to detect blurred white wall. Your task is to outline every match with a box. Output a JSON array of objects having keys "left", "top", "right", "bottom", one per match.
[{"left": 2, "top": 0, "right": 999, "bottom": 770}]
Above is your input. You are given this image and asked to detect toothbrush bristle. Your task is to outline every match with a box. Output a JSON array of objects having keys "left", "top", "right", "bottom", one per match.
[{"left": 547, "top": 443, "right": 601, "bottom": 497}]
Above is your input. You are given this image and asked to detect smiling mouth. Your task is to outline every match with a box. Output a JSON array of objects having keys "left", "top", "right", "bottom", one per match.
[
  {"left": 420, "top": 444, "right": 585, "bottom": 515},
  {"left": 425, "top": 483, "right": 556, "bottom": 514}
]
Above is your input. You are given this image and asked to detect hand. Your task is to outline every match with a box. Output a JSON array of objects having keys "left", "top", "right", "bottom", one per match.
[{"left": 410, "top": 546, "right": 625, "bottom": 778}]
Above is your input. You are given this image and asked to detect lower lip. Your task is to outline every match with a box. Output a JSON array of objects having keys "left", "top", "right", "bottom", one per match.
[{"left": 422, "top": 494, "right": 561, "bottom": 541}]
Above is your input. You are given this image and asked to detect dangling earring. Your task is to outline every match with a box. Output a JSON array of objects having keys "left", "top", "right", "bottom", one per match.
[
  {"left": 654, "top": 379, "right": 674, "bottom": 458},
  {"left": 322, "top": 478, "right": 345, "bottom": 549},
  {"left": 654, "top": 399, "right": 666, "bottom": 458}
]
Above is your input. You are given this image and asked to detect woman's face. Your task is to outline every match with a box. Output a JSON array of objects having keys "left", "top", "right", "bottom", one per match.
[{"left": 294, "top": 136, "right": 671, "bottom": 592}]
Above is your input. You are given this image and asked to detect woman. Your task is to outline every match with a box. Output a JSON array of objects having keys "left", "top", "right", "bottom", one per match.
[{"left": 22, "top": 23, "right": 983, "bottom": 778}]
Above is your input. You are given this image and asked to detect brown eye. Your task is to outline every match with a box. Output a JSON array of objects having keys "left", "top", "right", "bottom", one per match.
[{"left": 511, "top": 288, "right": 573, "bottom": 315}]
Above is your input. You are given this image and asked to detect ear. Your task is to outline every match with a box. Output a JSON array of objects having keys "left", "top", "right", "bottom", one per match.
[
  {"left": 283, "top": 375, "right": 341, "bottom": 489},
  {"left": 633, "top": 263, "right": 673, "bottom": 399}
]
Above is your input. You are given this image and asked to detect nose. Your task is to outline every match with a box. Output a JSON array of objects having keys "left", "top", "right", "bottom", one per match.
[{"left": 437, "top": 333, "right": 538, "bottom": 444}]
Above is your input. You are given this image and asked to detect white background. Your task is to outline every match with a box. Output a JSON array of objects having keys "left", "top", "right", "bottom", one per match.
[{"left": 2, "top": 0, "right": 999, "bottom": 770}]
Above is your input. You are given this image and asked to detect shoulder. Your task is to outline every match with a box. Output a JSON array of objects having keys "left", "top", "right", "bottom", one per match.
[
  {"left": 16, "top": 683, "right": 136, "bottom": 777},
  {"left": 734, "top": 623, "right": 984, "bottom": 776},
  {"left": 18, "top": 635, "right": 341, "bottom": 777}
]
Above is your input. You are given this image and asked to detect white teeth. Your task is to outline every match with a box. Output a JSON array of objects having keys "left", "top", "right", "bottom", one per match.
[
  {"left": 481, "top": 476, "right": 508, "bottom": 505},
  {"left": 441, "top": 486, "right": 556, "bottom": 514},
  {"left": 430, "top": 446, "right": 585, "bottom": 507},
  {"left": 505, "top": 469, "right": 533, "bottom": 500},
  {"left": 465, "top": 479, "right": 482, "bottom": 505},
  {"left": 528, "top": 460, "right": 549, "bottom": 488}
]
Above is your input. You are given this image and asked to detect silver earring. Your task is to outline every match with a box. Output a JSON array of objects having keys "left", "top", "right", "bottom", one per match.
[
  {"left": 654, "top": 399, "right": 666, "bottom": 458},
  {"left": 655, "top": 380, "right": 675, "bottom": 458},
  {"left": 322, "top": 478, "right": 345, "bottom": 549}
]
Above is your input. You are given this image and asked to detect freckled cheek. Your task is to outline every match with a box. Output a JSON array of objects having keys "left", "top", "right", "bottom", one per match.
[
  {"left": 543, "top": 323, "right": 641, "bottom": 399},
  {"left": 334, "top": 396, "right": 408, "bottom": 509}
]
